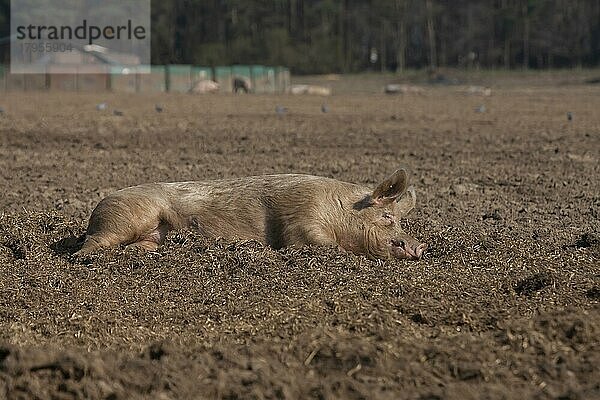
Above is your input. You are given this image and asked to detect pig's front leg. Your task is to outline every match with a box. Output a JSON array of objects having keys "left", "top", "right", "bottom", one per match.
[
  {"left": 307, "top": 231, "right": 351, "bottom": 254},
  {"left": 301, "top": 226, "right": 341, "bottom": 249}
]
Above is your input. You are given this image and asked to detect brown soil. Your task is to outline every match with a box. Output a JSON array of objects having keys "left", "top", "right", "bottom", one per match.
[{"left": 0, "top": 86, "right": 598, "bottom": 399}]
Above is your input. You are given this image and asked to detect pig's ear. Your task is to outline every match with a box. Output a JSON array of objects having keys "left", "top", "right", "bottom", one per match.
[
  {"left": 372, "top": 169, "right": 409, "bottom": 206},
  {"left": 395, "top": 186, "right": 417, "bottom": 216}
]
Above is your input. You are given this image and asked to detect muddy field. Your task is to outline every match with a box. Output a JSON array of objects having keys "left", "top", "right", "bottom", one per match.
[{"left": 0, "top": 84, "right": 598, "bottom": 399}]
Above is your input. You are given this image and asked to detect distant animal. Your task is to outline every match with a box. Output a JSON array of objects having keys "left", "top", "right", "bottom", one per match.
[
  {"left": 190, "top": 80, "right": 220, "bottom": 94},
  {"left": 466, "top": 86, "right": 492, "bottom": 96},
  {"left": 76, "top": 169, "right": 427, "bottom": 260},
  {"left": 567, "top": 112, "right": 573, "bottom": 121},
  {"left": 384, "top": 84, "right": 424, "bottom": 95},
  {"left": 155, "top": 104, "right": 164, "bottom": 113},
  {"left": 113, "top": 110, "right": 124, "bottom": 116},
  {"left": 275, "top": 105, "right": 288, "bottom": 115},
  {"left": 96, "top": 103, "right": 107, "bottom": 111},
  {"left": 290, "top": 85, "right": 331, "bottom": 96},
  {"left": 321, "top": 104, "right": 329, "bottom": 113},
  {"left": 233, "top": 77, "right": 251, "bottom": 94}
]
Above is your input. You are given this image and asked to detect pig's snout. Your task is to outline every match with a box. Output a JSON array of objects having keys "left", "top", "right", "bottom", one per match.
[
  {"left": 414, "top": 243, "right": 428, "bottom": 258},
  {"left": 390, "top": 238, "right": 427, "bottom": 260}
]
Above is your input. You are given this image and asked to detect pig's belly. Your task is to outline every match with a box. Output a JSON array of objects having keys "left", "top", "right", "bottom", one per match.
[{"left": 184, "top": 212, "right": 268, "bottom": 244}]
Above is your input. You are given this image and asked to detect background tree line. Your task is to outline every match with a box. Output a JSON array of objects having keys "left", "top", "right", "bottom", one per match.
[{"left": 2, "top": 0, "right": 599, "bottom": 73}]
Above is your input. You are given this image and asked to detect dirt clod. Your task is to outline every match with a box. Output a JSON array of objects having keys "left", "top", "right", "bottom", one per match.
[
  {"left": 514, "top": 272, "right": 554, "bottom": 296},
  {"left": 575, "top": 233, "right": 599, "bottom": 249}
]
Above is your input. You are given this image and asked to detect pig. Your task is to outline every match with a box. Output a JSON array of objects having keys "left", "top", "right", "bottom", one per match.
[
  {"left": 190, "top": 80, "right": 220, "bottom": 94},
  {"left": 290, "top": 85, "right": 332, "bottom": 96},
  {"left": 76, "top": 169, "right": 427, "bottom": 260},
  {"left": 233, "top": 77, "right": 251, "bottom": 94},
  {"left": 384, "top": 84, "right": 424, "bottom": 95}
]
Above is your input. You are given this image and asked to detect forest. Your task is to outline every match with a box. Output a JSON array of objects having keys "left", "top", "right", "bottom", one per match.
[{"left": 1, "top": 0, "right": 599, "bottom": 73}]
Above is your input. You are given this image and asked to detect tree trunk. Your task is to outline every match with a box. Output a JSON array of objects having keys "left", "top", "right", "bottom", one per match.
[
  {"left": 395, "top": 0, "right": 407, "bottom": 72},
  {"left": 522, "top": 1, "right": 529, "bottom": 69},
  {"left": 338, "top": 1, "right": 345, "bottom": 72},
  {"left": 381, "top": 20, "right": 387, "bottom": 72},
  {"left": 426, "top": 0, "right": 437, "bottom": 70},
  {"left": 502, "top": 0, "right": 511, "bottom": 69},
  {"left": 439, "top": 14, "right": 447, "bottom": 67}
]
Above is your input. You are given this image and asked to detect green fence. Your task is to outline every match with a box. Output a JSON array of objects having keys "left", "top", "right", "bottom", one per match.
[
  {"left": 214, "top": 66, "right": 232, "bottom": 92},
  {"left": 77, "top": 70, "right": 109, "bottom": 92},
  {"left": 6, "top": 72, "right": 25, "bottom": 91},
  {"left": 192, "top": 66, "right": 212, "bottom": 82},
  {"left": 166, "top": 65, "right": 192, "bottom": 93},
  {"left": 252, "top": 65, "right": 277, "bottom": 94},
  {"left": 275, "top": 66, "right": 291, "bottom": 93},
  {"left": 0, "top": 65, "right": 5, "bottom": 91},
  {"left": 0, "top": 65, "right": 290, "bottom": 94},
  {"left": 109, "top": 66, "right": 136, "bottom": 93},
  {"left": 138, "top": 66, "right": 166, "bottom": 93}
]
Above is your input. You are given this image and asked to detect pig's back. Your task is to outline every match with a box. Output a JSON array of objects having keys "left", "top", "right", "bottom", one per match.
[{"left": 157, "top": 174, "right": 365, "bottom": 246}]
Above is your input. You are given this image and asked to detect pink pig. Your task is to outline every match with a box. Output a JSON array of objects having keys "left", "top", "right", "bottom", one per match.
[{"left": 77, "top": 169, "right": 427, "bottom": 260}]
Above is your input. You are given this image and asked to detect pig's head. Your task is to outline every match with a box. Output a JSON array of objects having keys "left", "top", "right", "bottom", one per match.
[{"left": 342, "top": 169, "right": 427, "bottom": 260}]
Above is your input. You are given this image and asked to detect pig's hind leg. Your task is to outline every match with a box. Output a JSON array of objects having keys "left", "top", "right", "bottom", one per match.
[
  {"left": 77, "top": 221, "right": 170, "bottom": 254},
  {"left": 126, "top": 222, "right": 170, "bottom": 251},
  {"left": 76, "top": 195, "right": 171, "bottom": 255}
]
